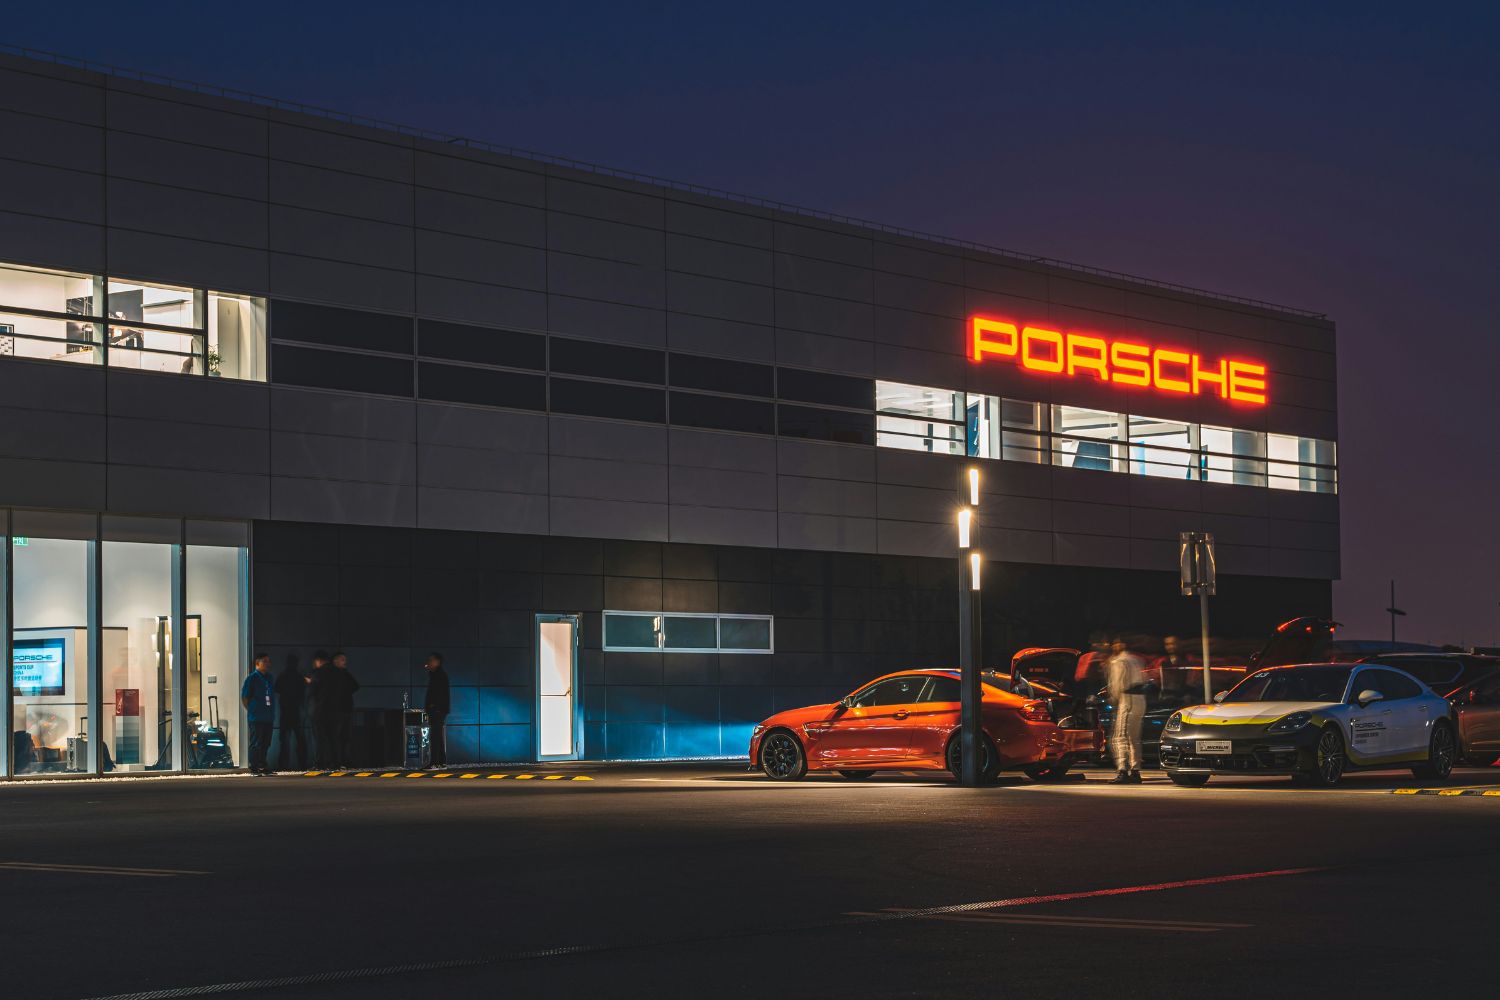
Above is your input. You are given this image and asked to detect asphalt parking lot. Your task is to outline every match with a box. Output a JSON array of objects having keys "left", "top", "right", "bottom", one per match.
[{"left": 4, "top": 763, "right": 1498, "bottom": 1000}]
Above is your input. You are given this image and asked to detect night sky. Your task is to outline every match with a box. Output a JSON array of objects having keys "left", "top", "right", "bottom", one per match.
[{"left": 8, "top": 3, "right": 1497, "bottom": 645}]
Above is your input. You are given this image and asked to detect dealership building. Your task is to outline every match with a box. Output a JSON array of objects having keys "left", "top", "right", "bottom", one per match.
[{"left": 0, "top": 50, "right": 1338, "bottom": 776}]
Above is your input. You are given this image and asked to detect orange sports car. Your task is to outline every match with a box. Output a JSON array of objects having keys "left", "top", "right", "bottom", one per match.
[{"left": 749, "top": 669, "right": 1104, "bottom": 782}]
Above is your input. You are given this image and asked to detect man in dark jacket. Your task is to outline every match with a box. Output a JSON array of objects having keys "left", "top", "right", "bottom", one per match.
[
  {"left": 307, "top": 651, "right": 338, "bottom": 768},
  {"left": 241, "top": 654, "right": 277, "bottom": 775},
  {"left": 422, "top": 653, "right": 451, "bottom": 768},
  {"left": 274, "top": 653, "right": 309, "bottom": 771},
  {"left": 332, "top": 651, "right": 360, "bottom": 768}
]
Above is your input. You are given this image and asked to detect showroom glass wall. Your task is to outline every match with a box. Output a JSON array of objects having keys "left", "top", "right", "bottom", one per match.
[{"left": 2, "top": 511, "right": 250, "bottom": 779}]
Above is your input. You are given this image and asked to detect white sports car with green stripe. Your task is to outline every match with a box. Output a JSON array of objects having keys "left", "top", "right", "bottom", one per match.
[{"left": 1158, "top": 663, "right": 1457, "bottom": 787}]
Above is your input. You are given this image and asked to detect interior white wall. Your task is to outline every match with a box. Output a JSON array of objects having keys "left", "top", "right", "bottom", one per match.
[
  {"left": 101, "top": 541, "right": 172, "bottom": 769},
  {"left": 187, "top": 544, "right": 245, "bottom": 764},
  {"left": 11, "top": 538, "right": 90, "bottom": 752}
]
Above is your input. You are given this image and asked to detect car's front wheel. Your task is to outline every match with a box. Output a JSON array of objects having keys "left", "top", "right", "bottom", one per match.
[
  {"left": 1299, "top": 725, "right": 1346, "bottom": 787},
  {"left": 945, "top": 733, "right": 1001, "bottom": 784},
  {"left": 1412, "top": 722, "right": 1456, "bottom": 780},
  {"left": 760, "top": 730, "right": 807, "bottom": 781},
  {"left": 1168, "top": 771, "right": 1210, "bottom": 787}
]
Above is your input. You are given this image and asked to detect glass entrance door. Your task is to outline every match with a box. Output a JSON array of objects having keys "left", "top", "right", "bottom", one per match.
[{"left": 535, "top": 614, "right": 580, "bottom": 760}]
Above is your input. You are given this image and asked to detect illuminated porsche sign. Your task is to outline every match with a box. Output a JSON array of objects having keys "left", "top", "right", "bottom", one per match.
[{"left": 969, "top": 315, "right": 1267, "bottom": 405}]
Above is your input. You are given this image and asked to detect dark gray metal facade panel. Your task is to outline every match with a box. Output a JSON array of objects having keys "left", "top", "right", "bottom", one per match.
[{"left": 0, "top": 52, "right": 1341, "bottom": 581}]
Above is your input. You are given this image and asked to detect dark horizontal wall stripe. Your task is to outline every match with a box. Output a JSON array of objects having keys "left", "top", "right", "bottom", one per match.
[
  {"left": 551, "top": 337, "right": 665, "bottom": 384},
  {"left": 777, "top": 367, "right": 874, "bottom": 409},
  {"left": 777, "top": 404, "right": 875, "bottom": 446},
  {"left": 670, "top": 392, "right": 776, "bottom": 435},
  {"left": 272, "top": 343, "right": 413, "bottom": 396},
  {"left": 270, "top": 300, "right": 413, "bottom": 354},
  {"left": 551, "top": 377, "right": 666, "bottom": 423},
  {"left": 419, "top": 361, "right": 546, "bottom": 411},
  {"left": 419, "top": 319, "right": 545, "bottom": 371},
  {"left": 669, "top": 353, "right": 774, "bottom": 397}
]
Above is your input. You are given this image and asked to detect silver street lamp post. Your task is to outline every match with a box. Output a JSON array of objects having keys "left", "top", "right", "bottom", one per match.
[{"left": 958, "top": 467, "right": 983, "bottom": 787}]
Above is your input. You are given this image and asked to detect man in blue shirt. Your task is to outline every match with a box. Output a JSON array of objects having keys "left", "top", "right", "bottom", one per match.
[{"left": 241, "top": 654, "right": 277, "bottom": 775}]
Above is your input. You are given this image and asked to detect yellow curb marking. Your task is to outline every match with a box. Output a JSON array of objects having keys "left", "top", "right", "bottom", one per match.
[
  {"left": 355, "top": 772, "right": 373, "bottom": 777},
  {"left": 543, "top": 774, "right": 566, "bottom": 780},
  {"left": 515, "top": 774, "right": 536, "bottom": 780},
  {"left": 303, "top": 772, "right": 324, "bottom": 777},
  {"left": 1392, "top": 788, "right": 1419, "bottom": 795},
  {"left": 433, "top": 773, "right": 453, "bottom": 779},
  {"left": 486, "top": 774, "right": 509, "bottom": 780},
  {"left": 328, "top": 772, "right": 347, "bottom": 777},
  {"left": 459, "top": 773, "right": 480, "bottom": 779},
  {"left": 572, "top": 775, "right": 594, "bottom": 781},
  {"left": 1437, "top": 788, "right": 1466, "bottom": 796},
  {"left": 406, "top": 772, "right": 426, "bottom": 778},
  {"left": 380, "top": 772, "right": 400, "bottom": 778}
]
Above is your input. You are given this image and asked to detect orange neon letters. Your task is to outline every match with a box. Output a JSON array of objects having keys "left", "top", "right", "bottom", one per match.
[{"left": 969, "top": 315, "right": 1268, "bottom": 405}]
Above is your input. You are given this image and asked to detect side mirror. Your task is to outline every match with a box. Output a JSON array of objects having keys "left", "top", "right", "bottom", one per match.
[
  {"left": 1356, "top": 689, "right": 1384, "bottom": 708},
  {"left": 835, "top": 696, "right": 853, "bottom": 713},
  {"left": 1213, "top": 691, "right": 1228, "bottom": 704}
]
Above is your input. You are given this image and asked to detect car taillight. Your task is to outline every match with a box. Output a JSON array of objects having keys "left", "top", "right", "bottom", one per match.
[{"left": 1020, "top": 700, "right": 1051, "bottom": 722}]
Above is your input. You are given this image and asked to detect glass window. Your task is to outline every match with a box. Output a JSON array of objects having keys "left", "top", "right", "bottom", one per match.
[
  {"left": 551, "top": 338, "right": 664, "bottom": 385},
  {"left": 1129, "top": 415, "right": 1196, "bottom": 480},
  {"left": 185, "top": 534, "right": 248, "bottom": 771},
  {"left": 850, "top": 675, "right": 925, "bottom": 707},
  {"left": 419, "top": 362, "right": 546, "bottom": 411},
  {"left": 0, "top": 312, "right": 103, "bottom": 364},
  {"left": 777, "top": 404, "right": 874, "bottom": 446},
  {"left": 969, "top": 396, "right": 1047, "bottom": 463},
  {"left": 661, "top": 616, "right": 717, "bottom": 650},
  {"left": 670, "top": 353, "right": 774, "bottom": 397},
  {"left": 11, "top": 531, "right": 94, "bottom": 775},
  {"left": 920, "top": 675, "right": 961, "bottom": 703},
  {"left": 1051, "top": 405, "right": 1127, "bottom": 472},
  {"left": 107, "top": 278, "right": 200, "bottom": 330},
  {"left": 0, "top": 262, "right": 103, "bottom": 317},
  {"left": 551, "top": 378, "right": 666, "bottom": 423},
  {"left": 1201, "top": 425, "right": 1267, "bottom": 487},
  {"left": 603, "top": 613, "right": 773, "bottom": 653},
  {"left": 1269, "top": 434, "right": 1337, "bottom": 493},
  {"left": 719, "top": 616, "right": 772, "bottom": 652},
  {"left": 270, "top": 300, "right": 413, "bottom": 355},
  {"left": 419, "top": 320, "right": 546, "bottom": 371},
  {"left": 777, "top": 368, "right": 874, "bottom": 409},
  {"left": 670, "top": 392, "right": 776, "bottom": 435},
  {"left": 99, "top": 532, "right": 176, "bottom": 773},
  {"left": 207, "top": 292, "right": 267, "bottom": 381},
  {"left": 272, "top": 344, "right": 414, "bottom": 397},
  {"left": 876, "top": 382, "right": 965, "bottom": 455}
]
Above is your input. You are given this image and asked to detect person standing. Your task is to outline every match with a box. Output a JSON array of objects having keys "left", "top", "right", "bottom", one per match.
[
  {"left": 308, "top": 651, "right": 338, "bottom": 768},
  {"left": 274, "top": 653, "right": 309, "bottom": 771},
  {"left": 241, "top": 654, "right": 277, "bottom": 776},
  {"left": 422, "top": 653, "right": 451, "bottom": 769},
  {"left": 1106, "top": 636, "right": 1149, "bottom": 784},
  {"left": 332, "top": 651, "right": 360, "bottom": 768}
]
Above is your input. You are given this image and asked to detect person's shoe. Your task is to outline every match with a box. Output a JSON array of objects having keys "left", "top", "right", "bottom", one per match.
[
  {"left": 1128, "top": 770, "right": 1143, "bottom": 784},
  {"left": 1108, "top": 771, "right": 1132, "bottom": 784}
]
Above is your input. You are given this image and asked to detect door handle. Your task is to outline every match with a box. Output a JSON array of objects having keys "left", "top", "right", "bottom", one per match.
[{"left": 893, "top": 711, "right": 910, "bottom": 720}]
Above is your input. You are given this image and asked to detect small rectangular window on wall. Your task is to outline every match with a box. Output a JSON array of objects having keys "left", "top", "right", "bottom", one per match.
[{"left": 603, "top": 612, "right": 774, "bottom": 653}]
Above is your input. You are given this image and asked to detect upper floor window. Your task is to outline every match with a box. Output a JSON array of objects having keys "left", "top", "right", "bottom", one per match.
[{"left": 0, "top": 262, "right": 266, "bottom": 382}]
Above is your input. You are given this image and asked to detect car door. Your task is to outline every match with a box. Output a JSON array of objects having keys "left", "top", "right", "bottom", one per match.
[
  {"left": 1346, "top": 667, "right": 1398, "bottom": 760},
  {"left": 904, "top": 674, "right": 961, "bottom": 764},
  {"left": 810, "top": 675, "right": 925, "bottom": 765},
  {"left": 1456, "top": 674, "right": 1500, "bottom": 755},
  {"left": 1376, "top": 669, "right": 1430, "bottom": 756}
]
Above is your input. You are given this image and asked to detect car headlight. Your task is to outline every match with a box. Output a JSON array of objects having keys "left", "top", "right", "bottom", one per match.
[
  {"left": 1267, "top": 712, "right": 1312, "bottom": 734},
  {"left": 752, "top": 724, "right": 765, "bottom": 738},
  {"left": 1164, "top": 712, "right": 1183, "bottom": 733}
]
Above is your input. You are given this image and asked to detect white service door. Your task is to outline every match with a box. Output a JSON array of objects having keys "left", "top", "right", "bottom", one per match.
[{"left": 536, "top": 618, "right": 578, "bottom": 759}]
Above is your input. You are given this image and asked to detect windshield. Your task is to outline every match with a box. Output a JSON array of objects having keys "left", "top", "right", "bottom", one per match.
[{"left": 1222, "top": 666, "right": 1351, "bottom": 704}]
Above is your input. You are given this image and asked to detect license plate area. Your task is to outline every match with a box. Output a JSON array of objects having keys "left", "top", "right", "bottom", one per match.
[{"left": 1196, "top": 740, "right": 1232, "bottom": 754}]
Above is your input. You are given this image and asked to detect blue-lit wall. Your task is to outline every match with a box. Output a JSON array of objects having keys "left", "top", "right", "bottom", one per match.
[{"left": 252, "top": 520, "right": 1329, "bottom": 764}]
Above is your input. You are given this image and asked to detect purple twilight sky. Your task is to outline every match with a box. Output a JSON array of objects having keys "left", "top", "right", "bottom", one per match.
[{"left": 7, "top": 2, "right": 1498, "bottom": 645}]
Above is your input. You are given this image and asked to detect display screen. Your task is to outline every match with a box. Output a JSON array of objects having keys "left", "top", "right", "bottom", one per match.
[{"left": 14, "top": 637, "right": 66, "bottom": 696}]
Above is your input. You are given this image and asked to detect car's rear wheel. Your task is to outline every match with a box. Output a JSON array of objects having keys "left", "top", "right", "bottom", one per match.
[
  {"left": 945, "top": 733, "right": 1001, "bottom": 784},
  {"left": 1023, "top": 762, "right": 1071, "bottom": 782},
  {"left": 1412, "top": 722, "right": 1456, "bottom": 780},
  {"left": 1463, "top": 752, "right": 1500, "bottom": 768},
  {"left": 1299, "top": 725, "right": 1346, "bottom": 787},
  {"left": 838, "top": 769, "right": 876, "bottom": 780},
  {"left": 759, "top": 730, "right": 807, "bottom": 781},
  {"left": 1168, "top": 772, "right": 1209, "bottom": 787}
]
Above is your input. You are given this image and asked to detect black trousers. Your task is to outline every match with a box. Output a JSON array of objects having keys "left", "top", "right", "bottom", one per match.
[
  {"left": 314, "top": 715, "right": 340, "bottom": 768},
  {"left": 428, "top": 712, "right": 448, "bottom": 766},
  {"left": 277, "top": 719, "right": 308, "bottom": 771},
  {"left": 335, "top": 711, "right": 353, "bottom": 766},
  {"left": 248, "top": 721, "right": 274, "bottom": 772}
]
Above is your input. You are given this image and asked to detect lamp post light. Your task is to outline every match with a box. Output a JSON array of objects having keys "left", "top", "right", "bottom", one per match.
[{"left": 957, "top": 466, "right": 983, "bottom": 788}]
